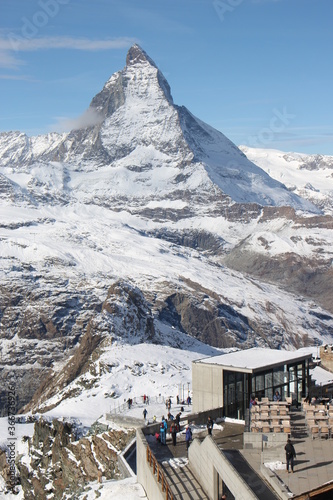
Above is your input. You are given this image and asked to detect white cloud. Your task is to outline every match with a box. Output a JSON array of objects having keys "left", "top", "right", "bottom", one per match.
[
  {"left": 0, "top": 36, "right": 137, "bottom": 52},
  {"left": 50, "top": 107, "right": 104, "bottom": 132},
  {"left": 0, "top": 74, "right": 32, "bottom": 81},
  {"left": 0, "top": 49, "right": 24, "bottom": 69},
  {"left": 0, "top": 35, "right": 137, "bottom": 70}
]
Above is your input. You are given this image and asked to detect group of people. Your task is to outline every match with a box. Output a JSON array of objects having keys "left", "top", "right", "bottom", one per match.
[
  {"left": 155, "top": 413, "right": 183, "bottom": 446},
  {"left": 154, "top": 414, "right": 214, "bottom": 451},
  {"left": 176, "top": 394, "right": 192, "bottom": 406},
  {"left": 250, "top": 390, "right": 282, "bottom": 408},
  {"left": 166, "top": 397, "right": 172, "bottom": 410}
]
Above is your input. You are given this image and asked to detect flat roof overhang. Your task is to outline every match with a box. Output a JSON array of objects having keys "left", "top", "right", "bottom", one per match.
[{"left": 193, "top": 348, "right": 312, "bottom": 374}]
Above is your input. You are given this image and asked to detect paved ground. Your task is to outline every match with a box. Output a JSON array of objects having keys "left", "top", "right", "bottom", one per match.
[
  {"left": 275, "top": 417, "right": 333, "bottom": 496},
  {"left": 107, "top": 404, "right": 333, "bottom": 499},
  {"left": 244, "top": 407, "right": 333, "bottom": 498}
]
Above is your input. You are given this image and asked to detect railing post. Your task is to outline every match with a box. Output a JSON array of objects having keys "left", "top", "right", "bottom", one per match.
[{"left": 146, "top": 443, "right": 173, "bottom": 498}]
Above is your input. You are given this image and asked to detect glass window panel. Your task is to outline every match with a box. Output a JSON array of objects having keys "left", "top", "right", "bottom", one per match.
[
  {"left": 289, "top": 366, "right": 296, "bottom": 382},
  {"left": 265, "top": 372, "right": 273, "bottom": 389},
  {"left": 297, "top": 363, "right": 303, "bottom": 377},
  {"left": 273, "top": 367, "right": 285, "bottom": 386},
  {"left": 255, "top": 374, "right": 264, "bottom": 392},
  {"left": 266, "top": 387, "right": 273, "bottom": 401}
]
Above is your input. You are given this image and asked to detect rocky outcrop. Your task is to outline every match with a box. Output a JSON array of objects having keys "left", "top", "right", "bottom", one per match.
[
  {"left": 223, "top": 234, "right": 333, "bottom": 315},
  {"left": 1, "top": 418, "right": 135, "bottom": 499},
  {"left": 23, "top": 280, "right": 156, "bottom": 413}
]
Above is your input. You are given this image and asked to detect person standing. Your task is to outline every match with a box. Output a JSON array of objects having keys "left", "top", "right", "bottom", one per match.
[
  {"left": 160, "top": 422, "right": 166, "bottom": 445},
  {"left": 185, "top": 424, "right": 192, "bottom": 452},
  {"left": 176, "top": 412, "right": 181, "bottom": 431},
  {"left": 160, "top": 416, "right": 167, "bottom": 445},
  {"left": 207, "top": 416, "right": 214, "bottom": 435},
  {"left": 171, "top": 422, "right": 177, "bottom": 446},
  {"left": 143, "top": 408, "right": 148, "bottom": 421},
  {"left": 285, "top": 438, "right": 296, "bottom": 473}
]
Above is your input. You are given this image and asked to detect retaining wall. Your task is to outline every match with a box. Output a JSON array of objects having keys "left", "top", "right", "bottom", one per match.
[
  {"left": 136, "top": 428, "right": 164, "bottom": 500},
  {"left": 189, "top": 435, "right": 258, "bottom": 500}
]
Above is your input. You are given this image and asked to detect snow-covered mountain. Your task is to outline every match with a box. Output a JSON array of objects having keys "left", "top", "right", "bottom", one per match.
[
  {"left": 0, "top": 44, "right": 333, "bottom": 420},
  {"left": 240, "top": 146, "right": 333, "bottom": 215},
  {"left": 0, "top": 45, "right": 317, "bottom": 212}
]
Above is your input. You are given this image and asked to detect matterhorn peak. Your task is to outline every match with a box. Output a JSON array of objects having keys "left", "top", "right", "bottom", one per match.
[
  {"left": 0, "top": 45, "right": 319, "bottom": 213},
  {"left": 126, "top": 43, "right": 157, "bottom": 68}
]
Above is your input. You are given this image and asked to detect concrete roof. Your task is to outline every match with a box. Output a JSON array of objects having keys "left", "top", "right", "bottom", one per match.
[
  {"left": 310, "top": 365, "right": 333, "bottom": 386},
  {"left": 194, "top": 348, "right": 312, "bottom": 372}
]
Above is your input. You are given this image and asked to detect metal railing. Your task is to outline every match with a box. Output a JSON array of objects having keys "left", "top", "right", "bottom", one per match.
[
  {"left": 108, "top": 395, "right": 165, "bottom": 415},
  {"left": 146, "top": 444, "right": 174, "bottom": 500}
]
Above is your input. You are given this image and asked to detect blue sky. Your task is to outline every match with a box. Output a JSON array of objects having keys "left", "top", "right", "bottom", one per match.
[{"left": 0, "top": 0, "right": 332, "bottom": 155}]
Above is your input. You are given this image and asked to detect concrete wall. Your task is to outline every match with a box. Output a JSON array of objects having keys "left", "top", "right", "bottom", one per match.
[
  {"left": 244, "top": 431, "right": 288, "bottom": 451},
  {"left": 118, "top": 438, "right": 136, "bottom": 478},
  {"left": 320, "top": 346, "right": 333, "bottom": 373},
  {"left": 260, "top": 464, "right": 290, "bottom": 500},
  {"left": 186, "top": 407, "right": 223, "bottom": 426},
  {"left": 136, "top": 429, "right": 164, "bottom": 500},
  {"left": 189, "top": 435, "right": 258, "bottom": 500},
  {"left": 192, "top": 362, "right": 223, "bottom": 413}
]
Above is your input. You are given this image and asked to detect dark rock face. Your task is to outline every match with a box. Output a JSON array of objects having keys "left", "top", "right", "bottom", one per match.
[
  {"left": 223, "top": 236, "right": 333, "bottom": 315},
  {"left": 5, "top": 418, "right": 136, "bottom": 499},
  {"left": 159, "top": 291, "right": 254, "bottom": 348},
  {"left": 0, "top": 277, "right": 101, "bottom": 416},
  {"left": 149, "top": 228, "right": 226, "bottom": 254},
  {"left": 126, "top": 43, "right": 157, "bottom": 67},
  {"left": 23, "top": 280, "right": 156, "bottom": 413}
]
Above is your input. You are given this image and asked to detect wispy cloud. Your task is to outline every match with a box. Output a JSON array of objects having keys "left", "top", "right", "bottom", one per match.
[
  {"left": 0, "top": 49, "right": 24, "bottom": 69},
  {"left": 251, "top": 0, "right": 284, "bottom": 4},
  {"left": 0, "top": 36, "right": 136, "bottom": 52},
  {"left": 0, "top": 73, "right": 33, "bottom": 81},
  {"left": 50, "top": 108, "right": 104, "bottom": 133},
  {"left": 0, "top": 35, "right": 137, "bottom": 70}
]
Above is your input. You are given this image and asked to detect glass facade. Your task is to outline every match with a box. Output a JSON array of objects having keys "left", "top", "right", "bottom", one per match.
[
  {"left": 223, "top": 371, "right": 249, "bottom": 420},
  {"left": 223, "top": 358, "right": 309, "bottom": 419}
]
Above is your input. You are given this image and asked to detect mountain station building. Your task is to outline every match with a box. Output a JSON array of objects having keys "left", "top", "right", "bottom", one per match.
[{"left": 192, "top": 348, "right": 312, "bottom": 419}]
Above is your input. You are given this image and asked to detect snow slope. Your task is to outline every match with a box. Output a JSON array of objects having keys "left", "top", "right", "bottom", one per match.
[{"left": 240, "top": 146, "right": 333, "bottom": 215}]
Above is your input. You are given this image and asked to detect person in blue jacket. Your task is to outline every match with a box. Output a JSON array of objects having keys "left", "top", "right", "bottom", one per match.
[
  {"left": 160, "top": 416, "right": 167, "bottom": 445},
  {"left": 185, "top": 424, "right": 192, "bottom": 452}
]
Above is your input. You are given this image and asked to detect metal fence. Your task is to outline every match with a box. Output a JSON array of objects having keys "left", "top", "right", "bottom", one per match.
[{"left": 108, "top": 395, "right": 165, "bottom": 415}]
